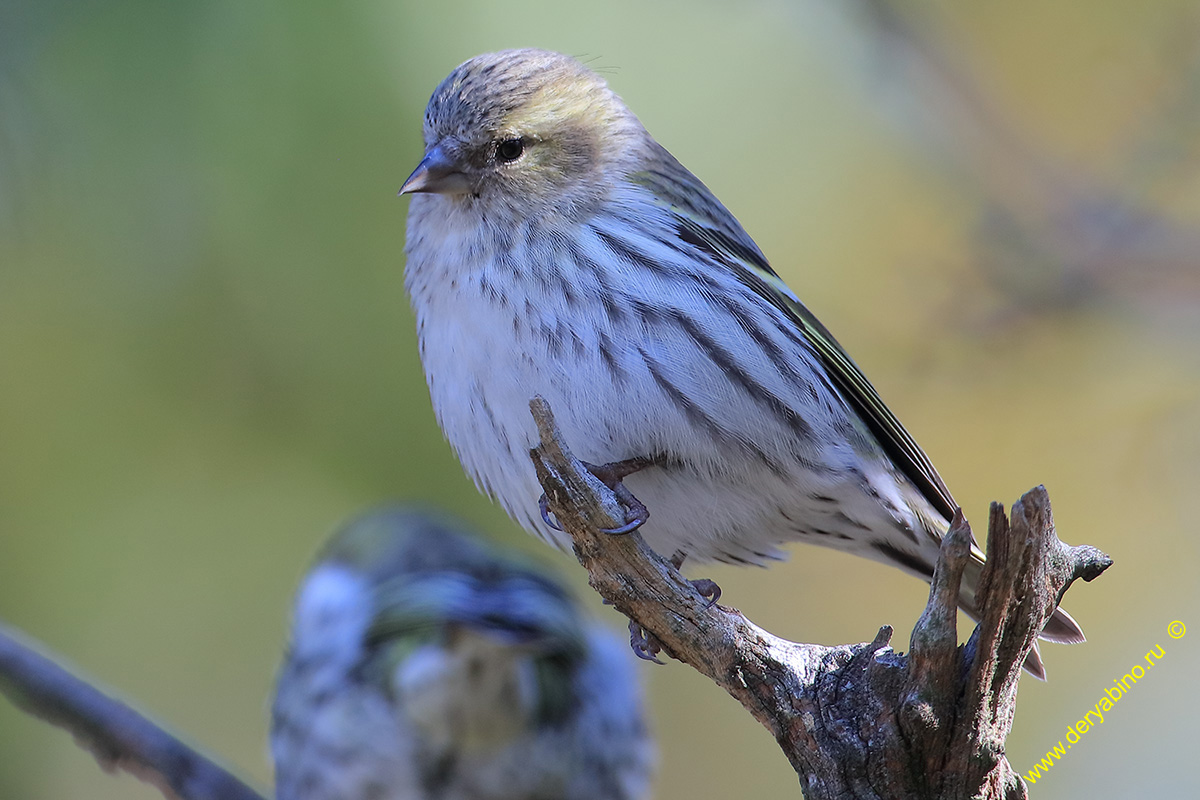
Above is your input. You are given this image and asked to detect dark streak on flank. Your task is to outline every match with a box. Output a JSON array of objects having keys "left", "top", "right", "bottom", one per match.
[
  {"left": 597, "top": 329, "right": 627, "bottom": 385},
  {"left": 541, "top": 319, "right": 562, "bottom": 358},
  {"left": 640, "top": 348, "right": 729, "bottom": 445},
  {"left": 546, "top": 236, "right": 582, "bottom": 312},
  {"left": 595, "top": 228, "right": 672, "bottom": 278},
  {"left": 474, "top": 390, "right": 510, "bottom": 453},
  {"left": 849, "top": 466, "right": 880, "bottom": 499},
  {"left": 813, "top": 528, "right": 855, "bottom": 541},
  {"left": 567, "top": 236, "right": 627, "bottom": 327},
  {"left": 833, "top": 511, "right": 872, "bottom": 532},
  {"left": 872, "top": 541, "right": 934, "bottom": 580},
  {"left": 666, "top": 308, "right": 815, "bottom": 443},
  {"left": 697, "top": 235, "right": 960, "bottom": 526},
  {"left": 639, "top": 347, "right": 785, "bottom": 478},
  {"left": 716, "top": 294, "right": 821, "bottom": 404},
  {"left": 670, "top": 223, "right": 847, "bottom": 413},
  {"left": 568, "top": 325, "right": 587, "bottom": 358}
]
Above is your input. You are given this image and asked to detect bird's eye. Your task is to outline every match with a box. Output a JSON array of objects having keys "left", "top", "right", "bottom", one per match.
[{"left": 496, "top": 138, "right": 524, "bottom": 163}]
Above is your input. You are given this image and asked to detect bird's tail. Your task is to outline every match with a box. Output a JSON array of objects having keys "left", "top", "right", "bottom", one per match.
[{"left": 958, "top": 554, "right": 1085, "bottom": 680}]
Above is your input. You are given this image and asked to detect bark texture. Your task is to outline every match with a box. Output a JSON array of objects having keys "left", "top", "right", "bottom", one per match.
[{"left": 529, "top": 397, "right": 1112, "bottom": 799}]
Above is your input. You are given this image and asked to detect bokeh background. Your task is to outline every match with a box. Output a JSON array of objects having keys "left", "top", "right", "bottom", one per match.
[{"left": 3, "top": 1, "right": 1199, "bottom": 797}]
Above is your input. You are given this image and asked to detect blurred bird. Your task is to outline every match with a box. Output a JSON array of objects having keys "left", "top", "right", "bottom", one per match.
[
  {"left": 271, "top": 509, "right": 654, "bottom": 800},
  {"left": 399, "top": 49, "right": 1082, "bottom": 676}
]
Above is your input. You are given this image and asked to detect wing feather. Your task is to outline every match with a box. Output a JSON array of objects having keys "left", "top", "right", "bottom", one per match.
[{"left": 631, "top": 158, "right": 958, "bottom": 522}]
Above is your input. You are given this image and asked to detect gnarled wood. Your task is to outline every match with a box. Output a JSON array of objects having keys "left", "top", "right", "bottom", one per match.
[{"left": 530, "top": 396, "right": 1112, "bottom": 799}]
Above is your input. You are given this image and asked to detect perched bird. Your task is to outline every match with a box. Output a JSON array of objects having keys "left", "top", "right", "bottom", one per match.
[
  {"left": 271, "top": 509, "right": 654, "bottom": 800},
  {"left": 400, "top": 49, "right": 1083, "bottom": 676}
]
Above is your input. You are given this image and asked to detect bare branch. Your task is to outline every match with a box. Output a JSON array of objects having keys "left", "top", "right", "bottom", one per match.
[
  {"left": 0, "top": 622, "right": 267, "bottom": 800},
  {"left": 529, "top": 397, "right": 1112, "bottom": 799}
]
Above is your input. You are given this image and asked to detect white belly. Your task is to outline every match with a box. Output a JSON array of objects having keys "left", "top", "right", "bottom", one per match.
[{"left": 405, "top": 203, "right": 940, "bottom": 567}]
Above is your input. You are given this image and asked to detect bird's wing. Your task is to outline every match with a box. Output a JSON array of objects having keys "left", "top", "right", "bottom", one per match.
[{"left": 633, "top": 157, "right": 958, "bottom": 522}]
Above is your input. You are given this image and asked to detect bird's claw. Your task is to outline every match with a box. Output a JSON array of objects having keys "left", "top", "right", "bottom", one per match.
[
  {"left": 628, "top": 620, "right": 664, "bottom": 664},
  {"left": 539, "top": 458, "right": 653, "bottom": 535},
  {"left": 538, "top": 484, "right": 645, "bottom": 534},
  {"left": 599, "top": 483, "right": 649, "bottom": 534},
  {"left": 690, "top": 578, "right": 722, "bottom": 609},
  {"left": 624, "top": 559, "right": 720, "bottom": 664},
  {"left": 583, "top": 458, "right": 652, "bottom": 535},
  {"left": 667, "top": 551, "right": 722, "bottom": 610},
  {"left": 538, "top": 494, "right": 564, "bottom": 532}
]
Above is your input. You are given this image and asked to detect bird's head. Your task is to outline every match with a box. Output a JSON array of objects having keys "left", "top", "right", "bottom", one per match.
[{"left": 401, "top": 49, "right": 645, "bottom": 218}]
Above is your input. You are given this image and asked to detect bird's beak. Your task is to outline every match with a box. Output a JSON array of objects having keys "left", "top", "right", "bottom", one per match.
[{"left": 399, "top": 143, "right": 471, "bottom": 196}]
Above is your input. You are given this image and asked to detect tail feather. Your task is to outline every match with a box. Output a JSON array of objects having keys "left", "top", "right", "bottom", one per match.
[
  {"left": 957, "top": 553, "right": 1085, "bottom": 680},
  {"left": 1040, "top": 605, "right": 1086, "bottom": 645},
  {"left": 1023, "top": 643, "right": 1046, "bottom": 681}
]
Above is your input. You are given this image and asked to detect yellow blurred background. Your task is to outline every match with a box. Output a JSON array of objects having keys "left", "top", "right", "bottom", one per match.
[{"left": 2, "top": 1, "right": 1198, "bottom": 797}]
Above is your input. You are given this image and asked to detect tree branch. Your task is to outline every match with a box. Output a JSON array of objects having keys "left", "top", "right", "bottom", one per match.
[
  {"left": 529, "top": 396, "right": 1112, "bottom": 799},
  {"left": 0, "top": 622, "right": 267, "bottom": 800}
]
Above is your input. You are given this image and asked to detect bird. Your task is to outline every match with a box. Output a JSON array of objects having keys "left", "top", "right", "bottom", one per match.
[
  {"left": 399, "top": 48, "right": 1083, "bottom": 677},
  {"left": 271, "top": 508, "right": 655, "bottom": 800}
]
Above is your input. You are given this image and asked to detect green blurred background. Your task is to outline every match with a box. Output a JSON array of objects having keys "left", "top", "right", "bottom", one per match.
[{"left": 2, "top": 0, "right": 1199, "bottom": 797}]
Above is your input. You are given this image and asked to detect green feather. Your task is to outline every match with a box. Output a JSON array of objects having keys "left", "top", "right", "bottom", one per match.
[{"left": 631, "top": 157, "right": 959, "bottom": 523}]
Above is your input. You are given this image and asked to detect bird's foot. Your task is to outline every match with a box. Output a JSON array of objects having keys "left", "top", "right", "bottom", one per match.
[
  {"left": 689, "top": 578, "right": 722, "bottom": 609},
  {"left": 583, "top": 458, "right": 653, "bottom": 534},
  {"left": 628, "top": 621, "right": 664, "bottom": 664},
  {"left": 669, "top": 550, "right": 721, "bottom": 609},
  {"left": 625, "top": 552, "right": 722, "bottom": 664},
  {"left": 538, "top": 456, "right": 653, "bottom": 534}
]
